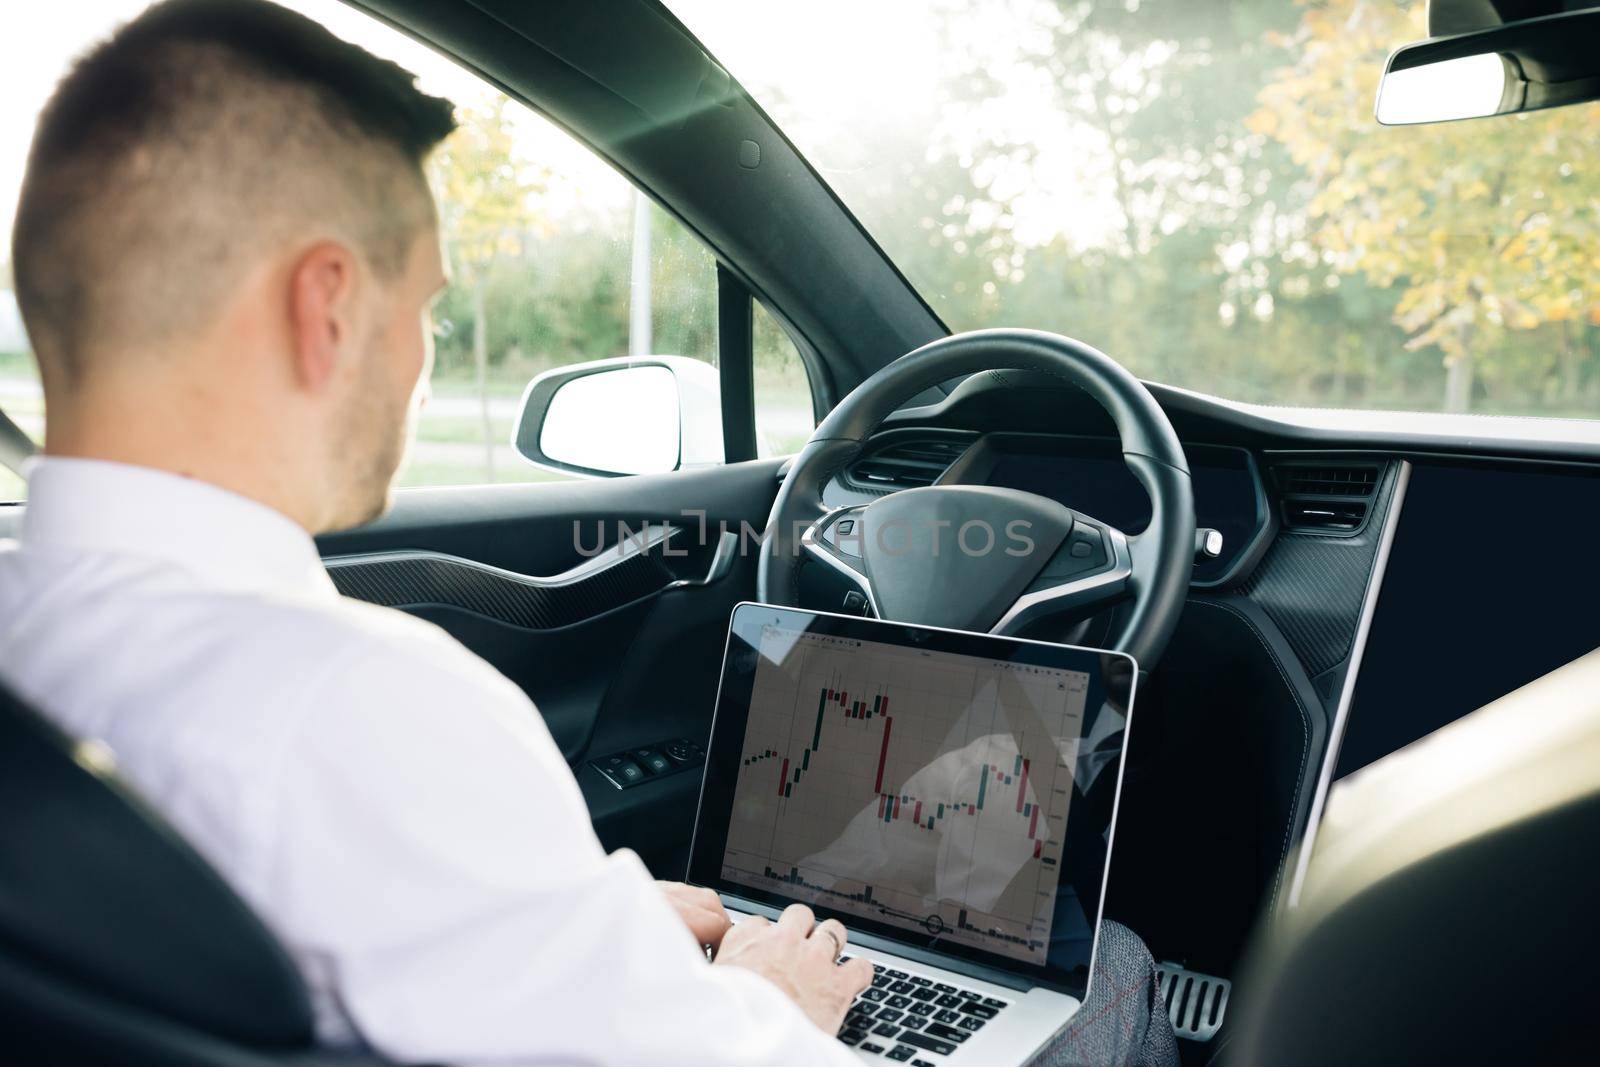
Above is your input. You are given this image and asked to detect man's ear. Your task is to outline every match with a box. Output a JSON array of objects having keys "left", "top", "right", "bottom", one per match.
[{"left": 287, "top": 241, "right": 362, "bottom": 392}]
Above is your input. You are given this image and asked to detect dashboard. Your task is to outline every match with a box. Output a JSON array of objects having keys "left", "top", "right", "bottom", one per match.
[
  {"left": 961, "top": 436, "right": 1268, "bottom": 587},
  {"left": 821, "top": 430, "right": 1274, "bottom": 589},
  {"left": 807, "top": 367, "right": 1600, "bottom": 869}
]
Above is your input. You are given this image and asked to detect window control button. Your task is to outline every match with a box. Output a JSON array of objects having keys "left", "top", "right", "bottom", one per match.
[
  {"left": 633, "top": 749, "right": 672, "bottom": 775},
  {"left": 595, "top": 757, "right": 645, "bottom": 787}
]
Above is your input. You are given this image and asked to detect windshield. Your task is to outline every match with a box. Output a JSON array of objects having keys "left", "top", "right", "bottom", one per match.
[{"left": 668, "top": 0, "right": 1600, "bottom": 419}]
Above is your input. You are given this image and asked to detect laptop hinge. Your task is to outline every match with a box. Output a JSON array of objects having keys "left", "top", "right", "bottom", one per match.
[{"left": 718, "top": 891, "right": 1051, "bottom": 995}]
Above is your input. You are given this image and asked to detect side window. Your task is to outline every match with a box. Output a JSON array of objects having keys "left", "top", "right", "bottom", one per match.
[
  {"left": 753, "top": 301, "right": 816, "bottom": 458},
  {"left": 0, "top": 0, "right": 814, "bottom": 501},
  {"left": 0, "top": 0, "right": 726, "bottom": 497},
  {"left": 416, "top": 94, "right": 720, "bottom": 486}
]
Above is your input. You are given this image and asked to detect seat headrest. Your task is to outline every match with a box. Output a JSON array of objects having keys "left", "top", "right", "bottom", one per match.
[
  {"left": 0, "top": 679, "right": 314, "bottom": 1047},
  {"left": 1232, "top": 646, "right": 1600, "bottom": 1064}
]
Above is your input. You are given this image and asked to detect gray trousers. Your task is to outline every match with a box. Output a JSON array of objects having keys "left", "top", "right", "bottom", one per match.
[{"left": 1029, "top": 921, "right": 1180, "bottom": 1067}]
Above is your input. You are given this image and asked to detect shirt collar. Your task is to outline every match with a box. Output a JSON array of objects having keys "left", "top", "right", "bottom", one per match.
[{"left": 19, "top": 457, "right": 336, "bottom": 598}]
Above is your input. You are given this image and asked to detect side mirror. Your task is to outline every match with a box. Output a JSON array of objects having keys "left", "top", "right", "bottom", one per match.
[
  {"left": 511, "top": 356, "right": 724, "bottom": 477},
  {"left": 1376, "top": 7, "right": 1600, "bottom": 125}
]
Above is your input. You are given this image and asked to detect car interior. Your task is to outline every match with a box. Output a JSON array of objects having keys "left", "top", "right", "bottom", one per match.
[{"left": 2, "top": 0, "right": 1599, "bottom": 1064}]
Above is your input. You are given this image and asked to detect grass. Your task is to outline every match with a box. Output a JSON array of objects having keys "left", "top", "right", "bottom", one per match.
[
  {"left": 429, "top": 376, "right": 529, "bottom": 400},
  {"left": 394, "top": 458, "right": 575, "bottom": 488},
  {"left": 0, "top": 350, "right": 36, "bottom": 377},
  {"left": 415, "top": 414, "right": 517, "bottom": 446}
]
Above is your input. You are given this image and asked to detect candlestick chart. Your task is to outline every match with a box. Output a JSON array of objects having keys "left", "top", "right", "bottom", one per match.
[{"left": 721, "top": 625, "right": 1089, "bottom": 966}]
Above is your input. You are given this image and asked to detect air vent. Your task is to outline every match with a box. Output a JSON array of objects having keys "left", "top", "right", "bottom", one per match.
[
  {"left": 1272, "top": 461, "right": 1384, "bottom": 533},
  {"left": 1283, "top": 499, "right": 1368, "bottom": 530},
  {"left": 844, "top": 437, "right": 971, "bottom": 492},
  {"left": 1275, "top": 464, "right": 1379, "bottom": 498}
]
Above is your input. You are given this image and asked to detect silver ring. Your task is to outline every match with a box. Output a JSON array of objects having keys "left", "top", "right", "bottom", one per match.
[{"left": 818, "top": 927, "right": 843, "bottom": 962}]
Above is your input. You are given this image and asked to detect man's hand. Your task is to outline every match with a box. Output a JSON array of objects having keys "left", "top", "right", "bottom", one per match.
[
  {"left": 712, "top": 903, "right": 874, "bottom": 1035},
  {"left": 659, "top": 881, "right": 733, "bottom": 951}
]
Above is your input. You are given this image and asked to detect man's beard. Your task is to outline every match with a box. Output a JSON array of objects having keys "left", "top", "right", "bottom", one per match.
[{"left": 328, "top": 359, "right": 414, "bottom": 532}]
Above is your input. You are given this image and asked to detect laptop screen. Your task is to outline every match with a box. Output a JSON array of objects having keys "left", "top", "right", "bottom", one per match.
[{"left": 688, "top": 603, "right": 1137, "bottom": 997}]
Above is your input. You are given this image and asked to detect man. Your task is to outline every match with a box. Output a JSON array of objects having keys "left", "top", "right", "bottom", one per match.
[{"left": 0, "top": 2, "right": 1175, "bottom": 1065}]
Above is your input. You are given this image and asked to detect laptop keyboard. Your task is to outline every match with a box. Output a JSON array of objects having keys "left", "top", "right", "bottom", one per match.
[{"left": 836, "top": 955, "right": 1010, "bottom": 1062}]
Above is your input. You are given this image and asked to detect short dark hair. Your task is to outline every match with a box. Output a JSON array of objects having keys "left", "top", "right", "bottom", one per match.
[{"left": 12, "top": 0, "right": 458, "bottom": 382}]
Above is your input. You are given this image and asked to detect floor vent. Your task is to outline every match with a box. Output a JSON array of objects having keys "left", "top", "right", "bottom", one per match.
[{"left": 1154, "top": 962, "right": 1230, "bottom": 1042}]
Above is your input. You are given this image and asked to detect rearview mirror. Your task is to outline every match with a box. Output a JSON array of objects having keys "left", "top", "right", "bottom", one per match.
[
  {"left": 512, "top": 356, "right": 724, "bottom": 477},
  {"left": 1376, "top": 7, "right": 1600, "bottom": 125}
]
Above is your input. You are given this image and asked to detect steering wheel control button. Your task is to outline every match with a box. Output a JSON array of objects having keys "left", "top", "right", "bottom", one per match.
[
  {"left": 822, "top": 512, "right": 866, "bottom": 557},
  {"left": 842, "top": 590, "right": 870, "bottom": 615},
  {"left": 1069, "top": 539, "right": 1093, "bottom": 558}
]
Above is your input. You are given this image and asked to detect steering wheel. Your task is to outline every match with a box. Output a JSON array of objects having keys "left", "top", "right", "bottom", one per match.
[{"left": 758, "top": 329, "right": 1194, "bottom": 671}]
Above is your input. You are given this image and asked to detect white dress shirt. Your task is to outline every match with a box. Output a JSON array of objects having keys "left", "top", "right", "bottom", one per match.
[{"left": 0, "top": 457, "right": 855, "bottom": 1067}]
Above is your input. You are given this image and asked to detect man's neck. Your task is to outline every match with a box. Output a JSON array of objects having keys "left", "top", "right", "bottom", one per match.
[{"left": 43, "top": 401, "right": 322, "bottom": 534}]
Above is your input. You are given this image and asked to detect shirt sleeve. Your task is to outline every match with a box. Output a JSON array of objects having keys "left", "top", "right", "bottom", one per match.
[{"left": 260, "top": 618, "right": 858, "bottom": 1067}]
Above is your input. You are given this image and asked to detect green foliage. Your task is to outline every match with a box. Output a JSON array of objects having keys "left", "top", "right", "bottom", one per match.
[
  {"left": 1250, "top": 0, "right": 1600, "bottom": 410},
  {"left": 740, "top": 0, "right": 1599, "bottom": 417}
]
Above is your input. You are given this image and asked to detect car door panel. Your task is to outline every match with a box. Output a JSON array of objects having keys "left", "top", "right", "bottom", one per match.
[{"left": 313, "top": 459, "right": 782, "bottom": 871}]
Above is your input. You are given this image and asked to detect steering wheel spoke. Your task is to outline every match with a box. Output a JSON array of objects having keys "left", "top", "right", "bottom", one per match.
[
  {"left": 990, "top": 515, "right": 1133, "bottom": 635},
  {"left": 800, "top": 505, "right": 878, "bottom": 614}
]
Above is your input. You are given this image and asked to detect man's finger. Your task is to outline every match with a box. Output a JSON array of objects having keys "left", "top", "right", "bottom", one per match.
[
  {"left": 836, "top": 956, "right": 873, "bottom": 997},
  {"left": 775, "top": 902, "right": 814, "bottom": 938},
  {"left": 810, "top": 918, "right": 848, "bottom": 960},
  {"left": 718, "top": 913, "right": 766, "bottom": 953},
  {"left": 682, "top": 903, "right": 733, "bottom": 949}
]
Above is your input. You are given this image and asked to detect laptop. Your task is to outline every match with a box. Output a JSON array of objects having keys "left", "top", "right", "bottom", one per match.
[{"left": 687, "top": 602, "right": 1139, "bottom": 1064}]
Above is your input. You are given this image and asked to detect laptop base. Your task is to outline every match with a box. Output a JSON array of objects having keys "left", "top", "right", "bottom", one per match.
[{"left": 725, "top": 906, "right": 1079, "bottom": 1065}]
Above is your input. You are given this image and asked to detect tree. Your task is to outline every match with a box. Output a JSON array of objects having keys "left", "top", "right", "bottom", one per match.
[
  {"left": 429, "top": 98, "right": 551, "bottom": 473},
  {"left": 1249, "top": 0, "right": 1600, "bottom": 411}
]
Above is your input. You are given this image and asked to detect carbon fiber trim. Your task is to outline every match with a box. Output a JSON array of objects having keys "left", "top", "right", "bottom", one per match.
[
  {"left": 1241, "top": 464, "right": 1400, "bottom": 679},
  {"left": 325, "top": 529, "right": 724, "bottom": 630}
]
